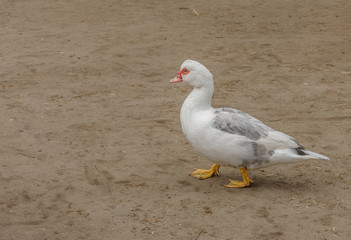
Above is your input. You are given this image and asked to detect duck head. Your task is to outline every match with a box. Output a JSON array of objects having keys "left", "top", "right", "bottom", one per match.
[{"left": 170, "top": 60, "right": 213, "bottom": 88}]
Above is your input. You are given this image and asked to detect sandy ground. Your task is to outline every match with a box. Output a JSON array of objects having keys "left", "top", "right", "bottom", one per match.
[{"left": 1, "top": 0, "right": 351, "bottom": 239}]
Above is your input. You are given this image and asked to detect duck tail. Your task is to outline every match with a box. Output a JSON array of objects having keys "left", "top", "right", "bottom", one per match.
[{"left": 300, "top": 149, "right": 330, "bottom": 161}]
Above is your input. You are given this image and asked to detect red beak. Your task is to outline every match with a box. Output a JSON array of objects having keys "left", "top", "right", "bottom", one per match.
[{"left": 170, "top": 71, "right": 183, "bottom": 83}]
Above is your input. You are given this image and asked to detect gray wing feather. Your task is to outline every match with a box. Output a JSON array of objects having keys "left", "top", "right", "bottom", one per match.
[{"left": 212, "top": 108, "right": 272, "bottom": 140}]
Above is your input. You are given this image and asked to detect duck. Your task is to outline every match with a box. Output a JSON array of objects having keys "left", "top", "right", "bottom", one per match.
[{"left": 170, "top": 59, "right": 329, "bottom": 188}]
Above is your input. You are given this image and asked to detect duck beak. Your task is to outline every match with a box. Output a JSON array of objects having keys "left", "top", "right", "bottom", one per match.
[{"left": 170, "top": 72, "right": 183, "bottom": 83}]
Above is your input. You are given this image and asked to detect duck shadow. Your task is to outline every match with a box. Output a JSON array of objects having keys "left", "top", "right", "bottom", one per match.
[{"left": 191, "top": 173, "right": 327, "bottom": 194}]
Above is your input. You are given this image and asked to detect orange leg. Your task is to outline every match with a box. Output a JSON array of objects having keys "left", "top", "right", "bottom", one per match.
[
  {"left": 190, "top": 164, "right": 220, "bottom": 180},
  {"left": 225, "top": 167, "right": 253, "bottom": 188}
]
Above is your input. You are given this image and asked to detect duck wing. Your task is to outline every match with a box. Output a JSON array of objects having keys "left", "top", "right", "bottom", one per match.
[
  {"left": 212, "top": 107, "right": 329, "bottom": 161},
  {"left": 212, "top": 107, "right": 299, "bottom": 150},
  {"left": 212, "top": 108, "right": 272, "bottom": 141}
]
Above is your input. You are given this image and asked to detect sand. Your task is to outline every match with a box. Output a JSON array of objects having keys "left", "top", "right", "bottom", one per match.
[{"left": 1, "top": 0, "right": 350, "bottom": 239}]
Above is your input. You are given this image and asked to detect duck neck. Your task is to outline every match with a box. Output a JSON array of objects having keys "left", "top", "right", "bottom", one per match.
[{"left": 184, "top": 84, "right": 214, "bottom": 110}]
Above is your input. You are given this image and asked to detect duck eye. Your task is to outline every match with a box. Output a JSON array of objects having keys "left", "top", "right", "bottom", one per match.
[{"left": 183, "top": 68, "right": 190, "bottom": 74}]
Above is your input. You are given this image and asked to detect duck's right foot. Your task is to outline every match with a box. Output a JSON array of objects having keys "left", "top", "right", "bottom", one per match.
[{"left": 225, "top": 167, "right": 253, "bottom": 188}]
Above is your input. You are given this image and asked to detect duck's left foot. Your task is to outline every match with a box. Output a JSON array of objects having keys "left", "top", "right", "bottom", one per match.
[
  {"left": 225, "top": 167, "right": 253, "bottom": 188},
  {"left": 190, "top": 164, "right": 220, "bottom": 180}
]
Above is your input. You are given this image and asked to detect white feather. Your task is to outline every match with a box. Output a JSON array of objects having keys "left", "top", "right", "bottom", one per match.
[{"left": 173, "top": 60, "right": 330, "bottom": 169}]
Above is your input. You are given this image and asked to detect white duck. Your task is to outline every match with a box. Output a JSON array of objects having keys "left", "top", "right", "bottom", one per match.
[{"left": 170, "top": 60, "right": 329, "bottom": 188}]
